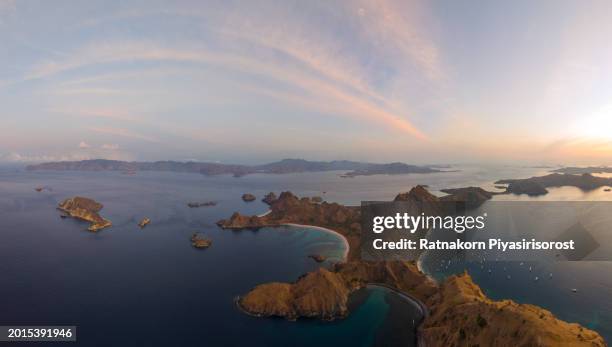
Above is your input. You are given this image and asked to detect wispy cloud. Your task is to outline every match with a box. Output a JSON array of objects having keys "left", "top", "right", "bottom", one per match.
[
  {"left": 49, "top": 107, "right": 140, "bottom": 121},
  {"left": 21, "top": 0, "right": 448, "bottom": 141},
  {"left": 78, "top": 141, "right": 90, "bottom": 149},
  {"left": 27, "top": 40, "right": 427, "bottom": 139}
]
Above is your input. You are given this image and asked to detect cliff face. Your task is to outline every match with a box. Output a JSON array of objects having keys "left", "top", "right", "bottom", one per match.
[
  {"left": 57, "top": 197, "right": 112, "bottom": 232},
  {"left": 238, "top": 260, "right": 436, "bottom": 321},
  {"left": 422, "top": 272, "right": 606, "bottom": 347}
]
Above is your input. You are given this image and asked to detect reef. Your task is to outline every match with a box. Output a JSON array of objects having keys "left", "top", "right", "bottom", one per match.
[{"left": 138, "top": 218, "right": 151, "bottom": 228}]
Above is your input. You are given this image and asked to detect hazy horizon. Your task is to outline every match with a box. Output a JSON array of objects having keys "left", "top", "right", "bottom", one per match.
[{"left": 2, "top": 0, "right": 612, "bottom": 165}]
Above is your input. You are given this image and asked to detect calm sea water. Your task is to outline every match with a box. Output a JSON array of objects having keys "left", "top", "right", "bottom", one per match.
[{"left": 0, "top": 165, "right": 610, "bottom": 345}]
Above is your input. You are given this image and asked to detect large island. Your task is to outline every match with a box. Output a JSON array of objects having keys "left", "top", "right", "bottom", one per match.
[
  {"left": 218, "top": 187, "right": 605, "bottom": 346},
  {"left": 27, "top": 158, "right": 444, "bottom": 178}
]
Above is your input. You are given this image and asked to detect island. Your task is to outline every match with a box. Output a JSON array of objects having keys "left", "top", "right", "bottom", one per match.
[
  {"left": 57, "top": 197, "right": 112, "bottom": 232},
  {"left": 308, "top": 254, "right": 327, "bottom": 263},
  {"left": 220, "top": 188, "right": 605, "bottom": 346},
  {"left": 138, "top": 218, "right": 151, "bottom": 228},
  {"left": 191, "top": 233, "right": 212, "bottom": 249},
  {"left": 187, "top": 201, "right": 217, "bottom": 208},
  {"left": 340, "top": 162, "right": 443, "bottom": 177},
  {"left": 496, "top": 173, "right": 612, "bottom": 196},
  {"left": 242, "top": 193, "right": 256, "bottom": 202},
  {"left": 26, "top": 158, "right": 447, "bottom": 178}
]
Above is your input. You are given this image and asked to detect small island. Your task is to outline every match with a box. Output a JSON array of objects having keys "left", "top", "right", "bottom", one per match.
[
  {"left": 138, "top": 218, "right": 151, "bottom": 228},
  {"left": 496, "top": 173, "right": 612, "bottom": 196},
  {"left": 191, "top": 233, "right": 212, "bottom": 249},
  {"left": 242, "top": 193, "right": 256, "bottom": 202},
  {"left": 57, "top": 197, "right": 112, "bottom": 232}
]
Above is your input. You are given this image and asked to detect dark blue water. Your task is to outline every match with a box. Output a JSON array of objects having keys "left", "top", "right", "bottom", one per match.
[
  {"left": 1, "top": 166, "right": 610, "bottom": 345},
  {"left": 0, "top": 168, "right": 421, "bottom": 347}
]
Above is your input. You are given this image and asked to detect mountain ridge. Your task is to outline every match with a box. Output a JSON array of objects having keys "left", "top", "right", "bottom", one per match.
[{"left": 26, "top": 158, "right": 444, "bottom": 177}]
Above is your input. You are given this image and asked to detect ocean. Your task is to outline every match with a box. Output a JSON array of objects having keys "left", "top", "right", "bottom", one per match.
[{"left": 0, "top": 165, "right": 610, "bottom": 345}]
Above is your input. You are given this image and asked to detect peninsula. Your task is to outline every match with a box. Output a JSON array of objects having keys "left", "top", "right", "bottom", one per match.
[
  {"left": 217, "top": 191, "right": 362, "bottom": 260},
  {"left": 57, "top": 196, "right": 112, "bottom": 232},
  {"left": 220, "top": 187, "right": 605, "bottom": 346},
  {"left": 26, "top": 158, "right": 445, "bottom": 178}
]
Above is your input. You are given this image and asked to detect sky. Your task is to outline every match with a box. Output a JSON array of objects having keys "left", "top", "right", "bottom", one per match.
[{"left": 1, "top": 0, "right": 612, "bottom": 165}]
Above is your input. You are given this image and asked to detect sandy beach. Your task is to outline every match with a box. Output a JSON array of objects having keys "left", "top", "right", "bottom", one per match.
[{"left": 283, "top": 222, "right": 350, "bottom": 261}]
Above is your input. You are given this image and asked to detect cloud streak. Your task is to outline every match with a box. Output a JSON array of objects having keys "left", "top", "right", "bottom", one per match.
[
  {"left": 26, "top": 40, "right": 427, "bottom": 139},
  {"left": 22, "top": 0, "right": 447, "bottom": 141}
]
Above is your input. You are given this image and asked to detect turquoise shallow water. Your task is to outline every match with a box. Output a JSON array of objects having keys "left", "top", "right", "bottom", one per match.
[{"left": 0, "top": 164, "right": 610, "bottom": 345}]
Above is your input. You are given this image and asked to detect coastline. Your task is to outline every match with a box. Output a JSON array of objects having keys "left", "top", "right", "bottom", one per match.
[
  {"left": 416, "top": 251, "right": 437, "bottom": 284},
  {"left": 257, "top": 210, "right": 272, "bottom": 218},
  {"left": 283, "top": 223, "right": 350, "bottom": 261}
]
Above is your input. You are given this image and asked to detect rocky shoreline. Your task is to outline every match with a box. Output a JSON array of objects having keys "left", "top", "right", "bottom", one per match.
[
  {"left": 57, "top": 196, "right": 112, "bottom": 232},
  {"left": 220, "top": 188, "right": 606, "bottom": 346}
]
